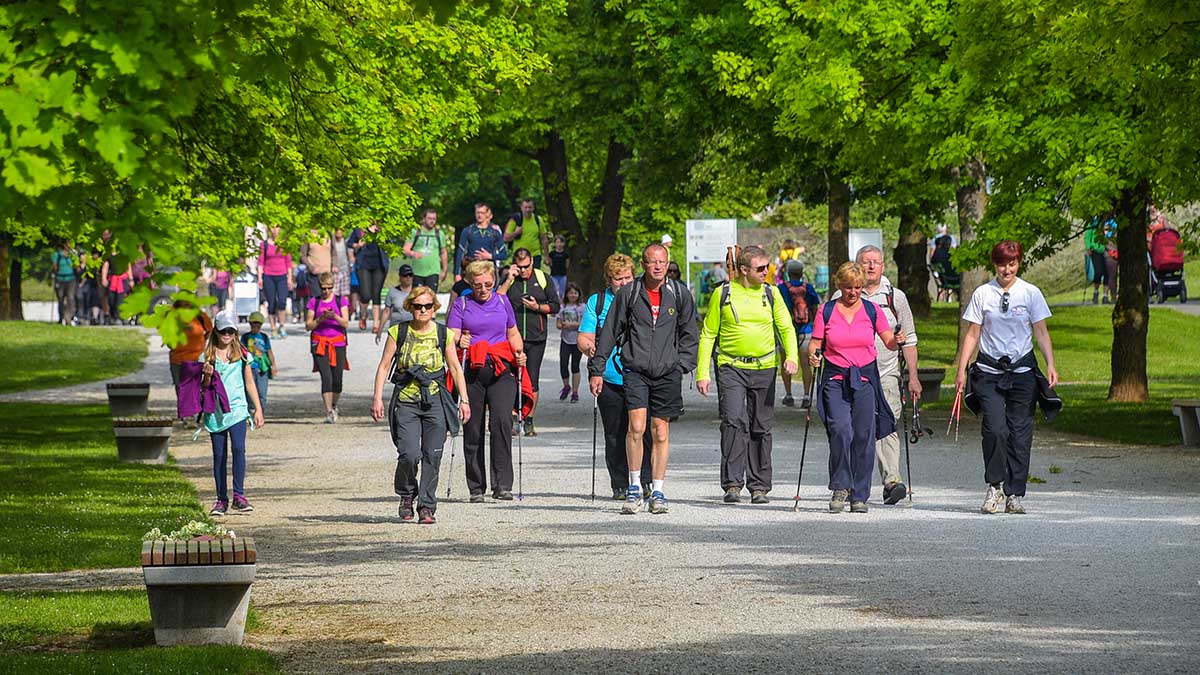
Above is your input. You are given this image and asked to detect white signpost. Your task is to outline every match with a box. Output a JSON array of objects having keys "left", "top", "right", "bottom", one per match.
[
  {"left": 848, "top": 228, "right": 884, "bottom": 260},
  {"left": 684, "top": 219, "right": 738, "bottom": 295}
]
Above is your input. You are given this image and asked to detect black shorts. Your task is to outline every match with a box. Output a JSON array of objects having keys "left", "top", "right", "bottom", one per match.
[
  {"left": 623, "top": 369, "right": 683, "bottom": 420},
  {"left": 524, "top": 340, "right": 546, "bottom": 392}
]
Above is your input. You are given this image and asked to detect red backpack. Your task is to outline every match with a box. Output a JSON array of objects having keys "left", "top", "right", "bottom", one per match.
[{"left": 787, "top": 282, "right": 811, "bottom": 326}]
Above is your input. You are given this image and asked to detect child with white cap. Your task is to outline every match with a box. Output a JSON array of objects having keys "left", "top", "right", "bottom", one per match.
[{"left": 203, "top": 311, "right": 265, "bottom": 516}]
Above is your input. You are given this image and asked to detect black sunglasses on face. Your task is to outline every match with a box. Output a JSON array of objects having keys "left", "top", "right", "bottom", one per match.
[
  {"left": 321, "top": 285, "right": 334, "bottom": 290},
  {"left": 1001, "top": 292, "right": 1010, "bottom": 313},
  {"left": 218, "top": 328, "right": 238, "bottom": 335},
  {"left": 752, "top": 264, "right": 769, "bottom": 273},
  {"left": 411, "top": 302, "right": 435, "bottom": 311},
  {"left": 516, "top": 263, "right": 532, "bottom": 270}
]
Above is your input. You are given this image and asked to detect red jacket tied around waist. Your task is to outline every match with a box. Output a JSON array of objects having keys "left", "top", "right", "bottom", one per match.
[{"left": 461, "top": 340, "right": 534, "bottom": 418}]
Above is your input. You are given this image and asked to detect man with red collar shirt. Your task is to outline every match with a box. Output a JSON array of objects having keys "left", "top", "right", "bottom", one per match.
[{"left": 590, "top": 243, "right": 698, "bottom": 515}]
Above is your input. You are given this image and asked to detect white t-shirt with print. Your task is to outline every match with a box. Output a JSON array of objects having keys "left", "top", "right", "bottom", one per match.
[{"left": 962, "top": 278, "right": 1051, "bottom": 374}]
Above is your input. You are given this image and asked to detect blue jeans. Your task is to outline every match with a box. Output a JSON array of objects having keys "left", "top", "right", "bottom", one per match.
[
  {"left": 252, "top": 370, "right": 269, "bottom": 413},
  {"left": 210, "top": 419, "right": 248, "bottom": 503},
  {"left": 262, "top": 274, "right": 289, "bottom": 314},
  {"left": 822, "top": 378, "right": 877, "bottom": 502}
]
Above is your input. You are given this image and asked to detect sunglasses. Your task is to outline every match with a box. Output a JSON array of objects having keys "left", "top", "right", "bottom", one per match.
[
  {"left": 411, "top": 302, "right": 435, "bottom": 311},
  {"left": 515, "top": 263, "right": 532, "bottom": 270},
  {"left": 218, "top": 328, "right": 238, "bottom": 336},
  {"left": 752, "top": 264, "right": 769, "bottom": 273},
  {"left": 320, "top": 285, "right": 334, "bottom": 290},
  {"left": 1002, "top": 292, "right": 1010, "bottom": 313}
]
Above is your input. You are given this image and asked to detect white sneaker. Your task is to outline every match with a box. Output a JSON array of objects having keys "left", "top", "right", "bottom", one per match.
[
  {"left": 331, "top": 407, "right": 340, "bottom": 424},
  {"left": 981, "top": 485, "right": 1004, "bottom": 514},
  {"left": 325, "top": 410, "right": 336, "bottom": 424},
  {"left": 1005, "top": 495, "right": 1026, "bottom": 514}
]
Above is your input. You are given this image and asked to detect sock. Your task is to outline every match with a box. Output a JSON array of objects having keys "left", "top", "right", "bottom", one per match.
[
  {"left": 652, "top": 479, "right": 664, "bottom": 494},
  {"left": 629, "top": 471, "right": 641, "bottom": 491}
]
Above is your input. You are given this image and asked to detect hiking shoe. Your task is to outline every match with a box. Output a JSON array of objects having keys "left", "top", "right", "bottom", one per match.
[
  {"left": 648, "top": 490, "right": 669, "bottom": 514},
  {"left": 883, "top": 482, "right": 907, "bottom": 505},
  {"left": 570, "top": 392, "right": 579, "bottom": 403},
  {"left": 523, "top": 419, "right": 537, "bottom": 437},
  {"left": 782, "top": 395, "right": 795, "bottom": 407},
  {"left": 801, "top": 396, "right": 812, "bottom": 409},
  {"left": 469, "top": 493, "right": 485, "bottom": 503},
  {"left": 558, "top": 385, "right": 571, "bottom": 401},
  {"left": 209, "top": 499, "right": 228, "bottom": 516},
  {"left": 723, "top": 487, "right": 742, "bottom": 504},
  {"left": 850, "top": 501, "right": 868, "bottom": 513},
  {"left": 398, "top": 497, "right": 415, "bottom": 522},
  {"left": 230, "top": 495, "right": 254, "bottom": 513},
  {"left": 324, "top": 411, "right": 335, "bottom": 424},
  {"left": 829, "top": 489, "right": 849, "bottom": 513},
  {"left": 418, "top": 507, "right": 436, "bottom": 525},
  {"left": 750, "top": 490, "right": 769, "bottom": 505},
  {"left": 981, "top": 484, "right": 1004, "bottom": 514},
  {"left": 493, "top": 490, "right": 514, "bottom": 501},
  {"left": 331, "top": 407, "right": 340, "bottom": 424},
  {"left": 612, "top": 488, "right": 626, "bottom": 501},
  {"left": 1005, "top": 495, "right": 1026, "bottom": 514},
  {"left": 621, "top": 486, "right": 644, "bottom": 514}
]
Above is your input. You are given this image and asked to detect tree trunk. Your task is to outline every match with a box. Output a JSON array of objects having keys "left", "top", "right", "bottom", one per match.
[
  {"left": 827, "top": 176, "right": 851, "bottom": 289},
  {"left": 535, "top": 131, "right": 629, "bottom": 296},
  {"left": 0, "top": 236, "right": 10, "bottom": 321},
  {"left": 894, "top": 208, "right": 931, "bottom": 318},
  {"left": 952, "top": 158, "right": 989, "bottom": 353},
  {"left": 8, "top": 255, "right": 23, "bottom": 320},
  {"left": 1108, "top": 180, "right": 1151, "bottom": 402},
  {"left": 500, "top": 174, "right": 522, "bottom": 214}
]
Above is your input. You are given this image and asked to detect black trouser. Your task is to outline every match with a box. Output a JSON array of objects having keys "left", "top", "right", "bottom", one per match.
[
  {"left": 559, "top": 341, "right": 582, "bottom": 380},
  {"left": 312, "top": 345, "right": 347, "bottom": 393},
  {"left": 597, "top": 382, "right": 652, "bottom": 493},
  {"left": 390, "top": 399, "right": 447, "bottom": 511},
  {"left": 972, "top": 368, "right": 1037, "bottom": 497},
  {"left": 463, "top": 365, "right": 516, "bottom": 496},
  {"left": 524, "top": 339, "right": 545, "bottom": 392},
  {"left": 413, "top": 274, "right": 439, "bottom": 291},
  {"left": 358, "top": 267, "right": 386, "bottom": 305},
  {"left": 717, "top": 365, "right": 777, "bottom": 492}
]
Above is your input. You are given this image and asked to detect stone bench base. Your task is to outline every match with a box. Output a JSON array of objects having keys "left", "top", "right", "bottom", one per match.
[
  {"left": 1171, "top": 399, "right": 1200, "bottom": 447},
  {"left": 144, "top": 564, "right": 255, "bottom": 646},
  {"left": 114, "top": 426, "right": 172, "bottom": 464}
]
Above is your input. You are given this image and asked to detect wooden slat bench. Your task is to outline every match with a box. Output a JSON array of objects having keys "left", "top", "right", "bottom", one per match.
[
  {"left": 140, "top": 537, "right": 257, "bottom": 646},
  {"left": 1171, "top": 399, "right": 1200, "bottom": 447}
]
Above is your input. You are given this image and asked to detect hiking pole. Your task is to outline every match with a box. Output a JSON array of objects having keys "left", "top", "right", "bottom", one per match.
[
  {"left": 901, "top": 386, "right": 913, "bottom": 503},
  {"left": 516, "top": 361, "right": 524, "bottom": 501},
  {"left": 446, "top": 349, "right": 467, "bottom": 500},
  {"left": 591, "top": 393, "right": 599, "bottom": 503},
  {"left": 793, "top": 350, "right": 823, "bottom": 512},
  {"left": 948, "top": 386, "right": 963, "bottom": 440}
]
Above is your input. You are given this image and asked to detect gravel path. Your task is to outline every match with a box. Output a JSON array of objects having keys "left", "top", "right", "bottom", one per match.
[{"left": 17, "top": 321, "right": 1200, "bottom": 672}]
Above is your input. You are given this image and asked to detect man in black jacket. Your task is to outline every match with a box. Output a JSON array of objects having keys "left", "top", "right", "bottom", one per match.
[
  {"left": 500, "top": 247, "right": 561, "bottom": 436},
  {"left": 590, "top": 243, "right": 698, "bottom": 515}
]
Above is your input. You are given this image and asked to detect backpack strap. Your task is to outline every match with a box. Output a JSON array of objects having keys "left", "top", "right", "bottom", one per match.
[{"left": 533, "top": 268, "right": 548, "bottom": 289}]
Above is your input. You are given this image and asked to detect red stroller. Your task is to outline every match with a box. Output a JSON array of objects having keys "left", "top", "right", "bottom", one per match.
[{"left": 1149, "top": 228, "right": 1187, "bottom": 303}]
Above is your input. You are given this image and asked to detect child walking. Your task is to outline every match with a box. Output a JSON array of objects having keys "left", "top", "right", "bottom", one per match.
[
  {"left": 203, "top": 311, "right": 265, "bottom": 516},
  {"left": 240, "top": 311, "right": 276, "bottom": 414},
  {"left": 556, "top": 282, "right": 585, "bottom": 403}
]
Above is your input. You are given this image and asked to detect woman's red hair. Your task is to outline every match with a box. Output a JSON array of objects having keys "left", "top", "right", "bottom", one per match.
[{"left": 990, "top": 240, "right": 1023, "bottom": 265}]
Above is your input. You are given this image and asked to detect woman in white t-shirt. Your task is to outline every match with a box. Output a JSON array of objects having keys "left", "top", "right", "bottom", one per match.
[{"left": 954, "top": 240, "right": 1058, "bottom": 515}]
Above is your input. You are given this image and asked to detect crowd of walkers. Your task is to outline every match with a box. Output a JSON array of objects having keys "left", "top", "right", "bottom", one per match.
[
  {"left": 162, "top": 201, "right": 1059, "bottom": 527},
  {"left": 50, "top": 232, "right": 152, "bottom": 326}
]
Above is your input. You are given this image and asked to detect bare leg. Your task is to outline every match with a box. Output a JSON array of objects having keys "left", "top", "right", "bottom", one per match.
[
  {"left": 626, "top": 408, "right": 648, "bottom": 475},
  {"left": 650, "top": 417, "right": 670, "bottom": 480}
]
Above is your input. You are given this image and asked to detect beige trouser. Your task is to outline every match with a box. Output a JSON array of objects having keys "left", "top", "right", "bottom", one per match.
[{"left": 876, "top": 369, "right": 903, "bottom": 486}]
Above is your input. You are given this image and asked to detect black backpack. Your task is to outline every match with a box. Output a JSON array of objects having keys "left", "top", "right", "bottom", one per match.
[{"left": 389, "top": 321, "right": 448, "bottom": 385}]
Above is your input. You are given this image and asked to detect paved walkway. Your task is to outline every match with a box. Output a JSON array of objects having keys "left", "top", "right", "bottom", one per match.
[{"left": 17, "top": 319, "right": 1200, "bottom": 672}]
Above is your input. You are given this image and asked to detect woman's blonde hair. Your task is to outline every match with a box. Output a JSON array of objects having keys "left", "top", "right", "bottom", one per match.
[
  {"left": 603, "top": 253, "right": 634, "bottom": 281},
  {"left": 318, "top": 271, "right": 334, "bottom": 287},
  {"left": 833, "top": 261, "right": 866, "bottom": 288},
  {"left": 464, "top": 261, "right": 495, "bottom": 282},
  {"left": 403, "top": 286, "right": 440, "bottom": 313}
]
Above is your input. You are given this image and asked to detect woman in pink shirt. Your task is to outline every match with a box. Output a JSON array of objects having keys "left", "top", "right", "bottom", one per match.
[
  {"left": 809, "top": 262, "right": 904, "bottom": 514},
  {"left": 306, "top": 272, "right": 351, "bottom": 424},
  {"left": 257, "top": 226, "right": 294, "bottom": 338}
]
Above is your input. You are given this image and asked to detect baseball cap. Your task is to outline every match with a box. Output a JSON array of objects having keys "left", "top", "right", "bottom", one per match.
[
  {"left": 399, "top": 264, "right": 414, "bottom": 276},
  {"left": 214, "top": 310, "right": 238, "bottom": 332},
  {"left": 248, "top": 311, "right": 265, "bottom": 324},
  {"left": 661, "top": 234, "right": 673, "bottom": 245}
]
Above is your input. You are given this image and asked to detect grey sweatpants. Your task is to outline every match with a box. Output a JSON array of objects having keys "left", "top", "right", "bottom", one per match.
[
  {"left": 390, "top": 399, "right": 448, "bottom": 511},
  {"left": 717, "top": 365, "right": 777, "bottom": 492}
]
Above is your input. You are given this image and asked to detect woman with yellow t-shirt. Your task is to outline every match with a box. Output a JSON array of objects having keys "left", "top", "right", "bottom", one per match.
[{"left": 371, "top": 286, "right": 470, "bottom": 525}]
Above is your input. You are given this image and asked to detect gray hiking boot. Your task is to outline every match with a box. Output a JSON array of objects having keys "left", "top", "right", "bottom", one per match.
[
  {"left": 829, "top": 489, "right": 849, "bottom": 513},
  {"left": 1005, "top": 495, "right": 1026, "bottom": 514},
  {"left": 981, "top": 484, "right": 1004, "bottom": 514},
  {"left": 850, "top": 501, "right": 868, "bottom": 513},
  {"left": 750, "top": 490, "right": 769, "bottom": 505},
  {"left": 723, "top": 487, "right": 742, "bottom": 504},
  {"left": 621, "top": 486, "right": 643, "bottom": 515}
]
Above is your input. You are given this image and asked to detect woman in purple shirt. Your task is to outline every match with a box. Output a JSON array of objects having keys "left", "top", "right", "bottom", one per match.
[
  {"left": 447, "top": 261, "right": 525, "bottom": 501},
  {"left": 305, "top": 272, "right": 351, "bottom": 424}
]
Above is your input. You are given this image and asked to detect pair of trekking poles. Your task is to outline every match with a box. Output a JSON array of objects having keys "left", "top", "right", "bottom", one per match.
[{"left": 791, "top": 347, "right": 928, "bottom": 510}]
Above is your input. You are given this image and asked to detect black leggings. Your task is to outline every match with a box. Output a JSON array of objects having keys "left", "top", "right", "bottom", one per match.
[
  {"left": 463, "top": 366, "right": 516, "bottom": 496},
  {"left": 559, "top": 341, "right": 582, "bottom": 380},
  {"left": 312, "top": 344, "right": 347, "bottom": 393},
  {"left": 358, "top": 267, "right": 386, "bottom": 306}
]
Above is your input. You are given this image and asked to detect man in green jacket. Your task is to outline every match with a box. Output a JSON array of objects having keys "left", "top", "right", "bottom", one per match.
[{"left": 697, "top": 245, "right": 798, "bottom": 504}]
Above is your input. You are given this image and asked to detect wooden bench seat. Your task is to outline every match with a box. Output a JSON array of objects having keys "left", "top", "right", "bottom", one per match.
[
  {"left": 141, "top": 537, "right": 256, "bottom": 566},
  {"left": 1171, "top": 399, "right": 1200, "bottom": 447}
]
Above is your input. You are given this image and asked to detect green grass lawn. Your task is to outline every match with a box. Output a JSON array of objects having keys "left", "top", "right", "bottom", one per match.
[
  {"left": 0, "top": 322, "right": 148, "bottom": 393},
  {"left": 912, "top": 303, "right": 1200, "bottom": 446},
  {"left": 0, "top": 403, "right": 206, "bottom": 574},
  {"left": 0, "top": 590, "right": 278, "bottom": 674}
]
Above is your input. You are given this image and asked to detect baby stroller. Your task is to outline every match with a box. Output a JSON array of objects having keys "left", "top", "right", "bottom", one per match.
[{"left": 1149, "top": 227, "right": 1187, "bottom": 304}]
